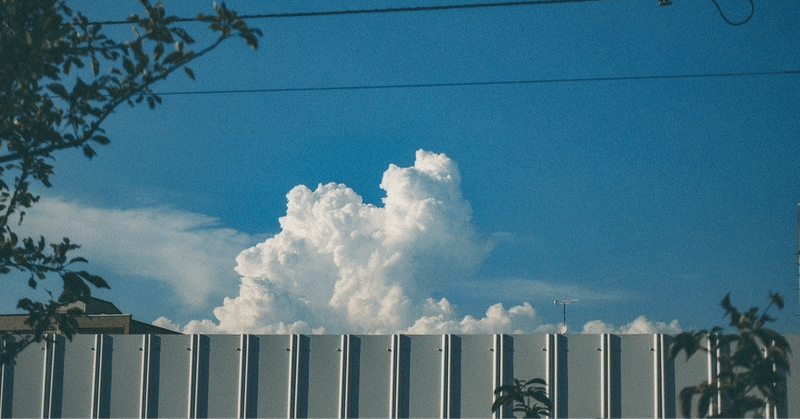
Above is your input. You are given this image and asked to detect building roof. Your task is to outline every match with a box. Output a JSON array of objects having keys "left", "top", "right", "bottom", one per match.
[
  {"left": 56, "top": 296, "right": 123, "bottom": 315},
  {"left": 0, "top": 297, "right": 179, "bottom": 335}
]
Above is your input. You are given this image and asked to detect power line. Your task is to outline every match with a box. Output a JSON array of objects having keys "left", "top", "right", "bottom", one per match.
[
  {"left": 88, "top": 0, "right": 756, "bottom": 28},
  {"left": 709, "top": 0, "right": 754, "bottom": 26},
  {"left": 91, "top": 0, "right": 614, "bottom": 26},
  {"left": 153, "top": 69, "right": 800, "bottom": 97}
]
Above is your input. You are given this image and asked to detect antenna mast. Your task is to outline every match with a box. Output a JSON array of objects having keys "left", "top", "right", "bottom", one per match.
[{"left": 553, "top": 299, "right": 579, "bottom": 330}]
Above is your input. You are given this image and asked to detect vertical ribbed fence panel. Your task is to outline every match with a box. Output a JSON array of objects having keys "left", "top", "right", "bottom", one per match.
[
  {"left": 509, "top": 334, "right": 550, "bottom": 416},
  {"left": 671, "top": 334, "right": 715, "bottom": 417},
  {"left": 302, "top": 335, "right": 344, "bottom": 418},
  {"left": 253, "top": 335, "right": 292, "bottom": 418},
  {"left": 617, "top": 335, "right": 655, "bottom": 418},
  {"left": 565, "top": 334, "right": 603, "bottom": 418},
  {"left": 354, "top": 335, "right": 392, "bottom": 418},
  {"left": 151, "top": 334, "right": 194, "bottom": 418},
  {"left": 104, "top": 335, "right": 147, "bottom": 418},
  {"left": 204, "top": 335, "right": 244, "bottom": 418},
  {"left": 2, "top": 333, "right": 799, "bottom": 418},
  {"left": 55, "top": 334, "right": 97, "bottom": 418},
  {"left": 455, "top": 335, "right": 494, "bottom": 418},
  {"left": 405, "top": 335, "right": 442, "bottom": 418}
]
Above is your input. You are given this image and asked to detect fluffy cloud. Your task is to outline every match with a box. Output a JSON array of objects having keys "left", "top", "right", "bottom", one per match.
[
  {"left": 406, "top": 300, "right": 554, "bottom": 334},
  {"left": 170, "top": 150, "right": 550, "bottom": 334},
  {"left": 581, "top": 315, "right": 682, "bottom": 334},
  {"left": 149, "top": 149, "right": 680, "bottom": 336},
  {"left": 17, "top": 197, "right": 254, "bottom": 308},
  {"left": 198, "top": 150, "right": 502, "bottom": 334}
]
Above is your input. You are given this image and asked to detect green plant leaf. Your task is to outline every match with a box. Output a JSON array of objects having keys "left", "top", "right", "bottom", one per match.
[{"left": 47, "top": 83, "right": 69, "bottom": 99}]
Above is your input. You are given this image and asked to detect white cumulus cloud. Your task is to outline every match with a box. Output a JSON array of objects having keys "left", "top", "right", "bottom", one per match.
[
  {"left": 581, "top": 315, "right": 683, "bottom": 334},
  {"left": 177, "top": 150, "right": 545, "bottom": 334},
  {"left": 157, "top": 150, "right": 681, "bottom": 336}
]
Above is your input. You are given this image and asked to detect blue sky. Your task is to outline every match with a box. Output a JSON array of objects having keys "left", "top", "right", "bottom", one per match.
[{"left": 6, "top": 0, "right": 799, "bottom": 334}]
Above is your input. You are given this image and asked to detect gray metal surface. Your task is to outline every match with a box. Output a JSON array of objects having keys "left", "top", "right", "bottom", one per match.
[{"left": 1, "top": 333, "right": 798, "bottom": 418}]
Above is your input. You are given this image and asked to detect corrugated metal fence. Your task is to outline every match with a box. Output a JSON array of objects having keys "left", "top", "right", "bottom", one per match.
[{"left": 1, "top": 333, "right": 798, "bottom": 418}]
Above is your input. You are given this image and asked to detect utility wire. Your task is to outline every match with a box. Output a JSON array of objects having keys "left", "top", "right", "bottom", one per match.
[
  {"left": 153, "top": 69, "right": 799, "bottom": 97},
  {"left": 89, "top": 0, "right": 754, "bottom": 27},
  {"left": 91, "top": 0, "right": 613, "bottom": 25},
  {"left": 709, "top": 0, "right": 754, "bottom": 26}
]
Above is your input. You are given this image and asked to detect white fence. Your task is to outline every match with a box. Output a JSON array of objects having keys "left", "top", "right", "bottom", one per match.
[{"left": 2, "top": 333, "right": 798, "bottom": 418}]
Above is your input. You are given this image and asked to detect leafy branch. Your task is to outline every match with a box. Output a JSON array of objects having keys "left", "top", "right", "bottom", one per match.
[
  {"left": 492, "top": 378, "right": 552, "bottom": 418},
  {"left": 668, "top": 293, "right": 791, "bottom": 418},
  {"left": 0, "top": 0, "right": 261, "bottom": 364}
]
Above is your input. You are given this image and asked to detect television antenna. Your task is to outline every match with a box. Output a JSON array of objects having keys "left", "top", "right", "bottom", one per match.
[{"left": 553, "top": 299, "right": 579, "bottom": 332}]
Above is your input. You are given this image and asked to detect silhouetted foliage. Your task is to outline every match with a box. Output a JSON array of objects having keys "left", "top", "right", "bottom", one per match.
[
  {"left": 492, "top": 378, "right": 552, "bottom": 418},
  {"left": 668, "top": 292, "right": 791, "bottom": 418},
  {"left": 0, "top": 0, "right": 261, "bottom": 364}
]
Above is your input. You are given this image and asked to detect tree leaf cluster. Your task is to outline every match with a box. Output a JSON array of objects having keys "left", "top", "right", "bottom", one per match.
[
  {"left": 668, "top": 293, "right": 791, "bottom": 418},
  {"left": 0, "top": 0, "right": 260, "bottom": 364},
  {"left": 492, "top": 378, "right": 552, "bottom": 418}
]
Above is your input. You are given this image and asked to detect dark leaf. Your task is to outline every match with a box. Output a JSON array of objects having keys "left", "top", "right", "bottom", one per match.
[
  {"left": 154, "top": 41, "right": 165, "bottom": 60},
  {"left": 47, "top": 83, "right": 69, "bottom": 100},
  {"left": 530, "top": 390, "right": 552, "bottom": 409},
  {"left": 92, "top": 135, "right": 110, "bottom": 145},
  {"left": 123, "top": 57, "right": 135, "bottom": 75},
  {"left": 697, "top": 389, "right": 712, "bottom": 418},
  {"left": 82, "top": 145, "right": 96, "bottom": 158},
  {"left": 769, "top": 292, "right": 784, "bottom": 310},
  {"left": 184, "top": 66, "right": 195, "bottom": 80},
  {"left": 720, "top": 293, "right": 733, "bottom": 312},
  {"left": 163, "top": 50, "right": 183, "bottom": 64},
  {"left": 525, "top": 378, "right": 547, "bottom": 386},
  {"left": 91, "top": 56, "right": 100, "bottom": 76},
  {"left": 77, "top": 271, "right": 110, "bottom": 289},
  {"left": 16, "top": 298, "right": 35, "bottom": 311},
  {"left": 60, "top": 271, "right": 91, "bottom": 301}
]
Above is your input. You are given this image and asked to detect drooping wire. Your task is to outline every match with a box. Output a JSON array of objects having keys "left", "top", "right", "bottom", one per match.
[
  {"left": 709, "top": 0, "right": 754, "bottom": 26},
  {"left": 87, "top": 0, "right": 614, "bottom": 26},
  {"left": 84, "top": 0, "right": 756, "bottom": 28}
]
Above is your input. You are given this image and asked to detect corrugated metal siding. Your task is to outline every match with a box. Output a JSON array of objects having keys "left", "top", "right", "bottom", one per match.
[{"left": 1, "top": 333, "right": 797, "bottom": 418}]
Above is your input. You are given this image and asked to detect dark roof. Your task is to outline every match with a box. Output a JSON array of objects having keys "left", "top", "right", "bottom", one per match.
[
  {"left": 1, "top": 297, "right": 180, "bottom": 335},
  {"left": 56, "top": 297, "right": 122, "bottom": 315}
]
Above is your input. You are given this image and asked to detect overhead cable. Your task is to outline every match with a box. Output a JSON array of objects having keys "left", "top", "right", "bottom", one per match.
[
  {"left": 89, "top": 0, "right": 615, "bottom": 25},
  {"left": 88, "top": 0, "right": 754, "bottom": 27},
  {"left": 152, "top": 69, "right": 800, "bottom": 97},
  {"left": 709, "top": 0, "right": 754, "bottom": 26}
]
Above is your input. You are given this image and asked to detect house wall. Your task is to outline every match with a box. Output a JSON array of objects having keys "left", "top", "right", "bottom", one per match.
[{"left": 1, "top": 333, "right": 798, "bottom": 418}]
